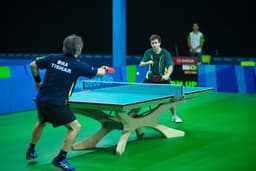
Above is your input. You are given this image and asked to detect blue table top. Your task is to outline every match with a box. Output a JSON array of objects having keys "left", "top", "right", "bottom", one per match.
[{"left": 69, "top": 84, "right": 212, "bottom": 106}]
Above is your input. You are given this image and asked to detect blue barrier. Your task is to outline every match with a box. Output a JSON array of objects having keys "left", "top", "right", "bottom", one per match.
[
  {"left": 0, "top": 64, "right": 123, "bottom": 114},
  {"left": 211, "top": 56, "right": 256, "bottom": 65},
  {"left": 1, "top": 54, "right": 255, "bottom": 115},
  {"left": 0, "top": 59, "right": 33, "bottom": 66},
  {"left": 0, "top": 77, "right": 37, "bottom": 114},
  {"left": 198, "top": 65, "right": 256, "bottom": 93}
]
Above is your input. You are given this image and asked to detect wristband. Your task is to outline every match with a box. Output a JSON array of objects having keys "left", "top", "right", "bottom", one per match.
[
  {"left": 33, "top": 75, "right": 41, "bottom": 83},
  {"left": 103, "top": 67, "right": 108, "bottom": 72}
]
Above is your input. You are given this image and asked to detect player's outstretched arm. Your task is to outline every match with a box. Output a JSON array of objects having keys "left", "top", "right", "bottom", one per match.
[
  {"left": 30, "top": 61, "right": 42, "bottom": 90},
  {"left": 139, "top": 60, "right": 154, "bottom": 67}
]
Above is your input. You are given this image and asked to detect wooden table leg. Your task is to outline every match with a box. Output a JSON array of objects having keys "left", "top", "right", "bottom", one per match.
[
  {"left": 115, "top": 130, "right": 132, "bottom": 155},
  {"left": 72, "top": 127, "right": 111, "bottom": 150},
  {"left": 72, "top": 101, "right": 185, "bottom": 155},
  {"left": 153, "top": 124, "right": 184, "bottom": 138}
]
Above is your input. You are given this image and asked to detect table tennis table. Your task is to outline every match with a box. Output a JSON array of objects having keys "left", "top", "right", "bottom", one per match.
[{"left": 68, "top": 81, "right": 213, "bottom": 155}]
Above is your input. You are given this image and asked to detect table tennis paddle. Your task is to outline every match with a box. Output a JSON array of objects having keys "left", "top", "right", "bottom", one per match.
[
  {"left": 152, "top": 75, "right": 162, "bottom": 82},
  {"left": 105, "top": 66, "right": 116, "bottom": 74}
]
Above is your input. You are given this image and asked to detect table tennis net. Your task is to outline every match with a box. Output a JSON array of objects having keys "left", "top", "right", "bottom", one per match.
[{"left": 81, "top": 80, "right": 184, "bottom": 96}]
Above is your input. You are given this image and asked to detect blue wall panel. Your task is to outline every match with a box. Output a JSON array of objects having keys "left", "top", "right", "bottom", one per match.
[
  {"left": 0, "top": 59, "right": 33, "bottom": 66},
  {"left": 235, "top": 66, "right": 246, "bottom": 93},
  {"left": 0, "top": 77, "right": 37, "bottom": 114},
  {"left": 198, "top": 65, "right": 207, "bottom": 86},
  {"left": 1, "top": 55, "right": 256, "bottom": 114},
  {"left": 199, "top": 65, "right": 256, "bottom": 93},
  {"left": 0, "top": 79, "right": 11, "bottom": 113},
  {"left": 216, "top": 65, "right": 238, "bottom": 92},
  {"left": 205, "top": 65, "right": 217, "bottom": 89},
  {"left": 10, "top": 65, "right": 27, "bottom": 77},
  {"left": 136, "top": 65, "right": 147, "bottom": 83},
  {"left": 244, "top": 67, "right": 256, "bottom": 93}
]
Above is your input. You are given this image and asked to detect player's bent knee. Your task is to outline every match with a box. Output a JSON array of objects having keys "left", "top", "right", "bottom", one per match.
[
  {"left": 75, "top": 122, "right": 82, "bottom": 132},
  {"left": 72, "top": 121, "right": 82, "bottom": 132},
  {"left": 66, "top": 120, "right": 81, "bottom": 132}
]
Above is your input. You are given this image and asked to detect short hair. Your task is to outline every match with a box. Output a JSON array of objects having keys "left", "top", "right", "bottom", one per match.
[
  {"left": 149, "top": 34, "right": 161, "bottom": 43},
  {"left": 63, "top": 34, "right": 84, "bottom": 56}
]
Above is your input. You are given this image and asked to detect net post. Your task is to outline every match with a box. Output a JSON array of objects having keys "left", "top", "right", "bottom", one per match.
[
  {"left": 82, "top": 80, "right": 86, "bottom": 91},
  {"left": 181, "top": 85, "right": 184, "bottom": 97}
]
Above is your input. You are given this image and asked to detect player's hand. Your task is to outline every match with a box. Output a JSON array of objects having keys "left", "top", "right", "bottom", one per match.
[
  {"left": 162, "top": 74, "right": 169, "bottom": 80},
  {"left": 99, "top": 66, "right": 115, "bottom": 74},
  {"left": 104, "top": 66, "right": 115, "bottom": 74},
  {"left": 192, "top": 48, "right": 197, "bottom": 53},
  {"left": 147, "top": 60, "right": 154, "bottom": 65},
  {"left": 36, "top": 82, "right": 42, "bottom": 90}
]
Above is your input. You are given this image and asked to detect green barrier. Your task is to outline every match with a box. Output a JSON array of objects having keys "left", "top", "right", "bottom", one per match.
[
  {"left": 127, "top": 65, "right": 136, "bottom": 83},
  {"left": 0, "top": 66, "right": 11, "bottom": 78},
  {"left": 240, "top": 61, "right": 255, "bottom": 66}
]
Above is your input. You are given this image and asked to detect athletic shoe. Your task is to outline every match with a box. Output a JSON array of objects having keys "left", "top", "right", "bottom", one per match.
[
  {"left": 172, "top": 115, "right": 183, "bottom": 123},
  {"left": 26, "top": 150, "right": 38, "bottom": 160},
  {"left": 52, "top": 157, "right": 76, "bottom": 171}
]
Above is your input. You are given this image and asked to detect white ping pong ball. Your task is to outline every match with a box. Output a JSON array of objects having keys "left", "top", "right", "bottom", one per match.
[{"left": 136, "top": 72, "right": 140, "bottom": 75}]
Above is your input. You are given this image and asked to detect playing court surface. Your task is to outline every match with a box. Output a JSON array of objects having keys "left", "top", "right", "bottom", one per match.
[{"left": 0, "top": 92, "right": 255, "bottom": 171}]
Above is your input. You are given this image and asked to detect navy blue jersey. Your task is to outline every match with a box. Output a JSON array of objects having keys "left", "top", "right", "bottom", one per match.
[{"left": 35, "top": 54, "right": 97, "bottom": 106}]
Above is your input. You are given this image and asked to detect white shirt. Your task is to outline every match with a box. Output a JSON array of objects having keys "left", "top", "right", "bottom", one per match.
[{"left": 188, "top": 31, "right": 204, "bottom": 53}]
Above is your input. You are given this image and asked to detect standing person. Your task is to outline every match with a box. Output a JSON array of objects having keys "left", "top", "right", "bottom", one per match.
[
  {"left": 139, "top": 34, "right": 182, "bottom": 123},
  {"left": 187, "top": 23, "right": 205, "bottom": 63},
  {"left": 129, "top": 34, "right": 182, "bottom": 137},
  {"left": 26, "top": 34, "right": 112, "bottom": 171}
]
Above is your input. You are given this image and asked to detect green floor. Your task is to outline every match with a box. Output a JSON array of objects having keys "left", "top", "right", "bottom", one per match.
[{"left": 1, "top": 92, "right": 255, "bottom": 171}]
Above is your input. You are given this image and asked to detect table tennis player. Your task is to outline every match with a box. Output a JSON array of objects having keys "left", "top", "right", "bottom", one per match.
[
  {"left": 26, "top": 34, "right": 114, "bottom": 171},
  {"left": 131, "top": 34, "right": 182, "bottom": 124}
]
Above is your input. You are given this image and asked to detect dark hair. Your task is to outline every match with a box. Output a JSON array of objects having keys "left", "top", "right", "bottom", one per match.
[
  {"left": 193, "top": 22, "right": 199, "bottom": 26},
  {"left": 149, "top": 34, "right": 161, "bottom": 43},
  {"left": 63, "top": 34, "right": 84, "bottom": 56}
]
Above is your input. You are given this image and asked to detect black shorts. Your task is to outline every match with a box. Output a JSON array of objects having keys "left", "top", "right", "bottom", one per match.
[{"left": 36, "top": 101, "right": 76, "bottom": 127}]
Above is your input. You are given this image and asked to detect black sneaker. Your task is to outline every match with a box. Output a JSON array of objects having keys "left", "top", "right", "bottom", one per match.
[
  {"left": 26, "top": 150, "right": 38, "bottom": 160},
  {"left": 52, "top": 157, "right": 76, "bottom": 171}
]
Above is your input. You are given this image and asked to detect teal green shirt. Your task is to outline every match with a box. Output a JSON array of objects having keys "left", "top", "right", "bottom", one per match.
[{"left": 141, "top": 48, "right": 173, "bottom": 79}]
